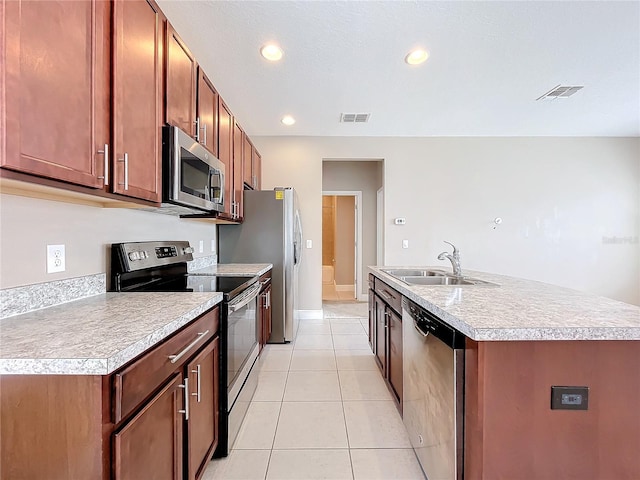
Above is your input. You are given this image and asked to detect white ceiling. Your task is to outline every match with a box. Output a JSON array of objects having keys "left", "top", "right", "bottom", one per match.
[{"left": 157, "top": 1, "right": 640, "bottom": 137}]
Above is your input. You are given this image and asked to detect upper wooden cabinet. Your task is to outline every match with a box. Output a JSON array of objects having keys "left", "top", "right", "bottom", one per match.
[
  {"left": 2, "top": 0, "right": 110, "bottom": 188},
  {"left": 253, "top": 148, "right": 262, "bottom": 190},
  {"left": 242, "top": 138, "right": 261, "bottom": 190},
  {"left": 217, "top": 99, "right": 234, "bottom": 219},
  {"left": 197, "top": 69, "right": 219, "bottom": 156},
  {"left": 112, "top": 0, "right": 163, "bottom": 203},
  {"left": 165, "top": 24, "right": 197, "bottom": 138},
  {"left": 233, "top": 120, "right": 246, "bottom": 220},
  {"left": 2, "top": 0, "right": 163, "bottom": 204}
]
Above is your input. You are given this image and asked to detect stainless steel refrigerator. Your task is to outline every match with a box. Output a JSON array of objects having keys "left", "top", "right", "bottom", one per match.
[{"left": 218, "top": 188, "right": 302, "bottom": 343}]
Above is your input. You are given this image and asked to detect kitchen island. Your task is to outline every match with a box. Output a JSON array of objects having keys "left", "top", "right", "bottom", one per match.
[{"left": 369, "top": 266, "right": 640, "bottom": 480}]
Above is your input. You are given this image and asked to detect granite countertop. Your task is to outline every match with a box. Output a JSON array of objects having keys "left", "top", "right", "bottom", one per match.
[
  {"left": 190, "top": 263, "right": 272, "bottom": 276},
  {"left": 370, "top": 267, "right": 640, "bottom": 341},
  {"left": 0, "top": 292, "right": 223, "bottom": 375}
]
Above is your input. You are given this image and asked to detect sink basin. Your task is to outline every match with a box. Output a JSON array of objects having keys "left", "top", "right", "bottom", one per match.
[
  {"left": 399, "top": 275, "right": 477, "bottom": 286},
  {"left": 382, "top": 269, "right": 446, "bottom": 277}
]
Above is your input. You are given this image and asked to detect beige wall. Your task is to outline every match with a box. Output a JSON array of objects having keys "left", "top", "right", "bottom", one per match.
[
  {"left": 254, "top": 136, "right": 640, "bottom": 310},
  {"left": 0, "top": 194, "right": 218, "bottom": 289},
  {"left": 334, "top": 196, "right": 355, "bottom": 286},
  {"left": 323, "top": 161, "right": 383, "bottom": 295}
]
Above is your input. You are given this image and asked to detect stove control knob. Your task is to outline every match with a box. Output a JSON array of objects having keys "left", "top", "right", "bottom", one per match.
[
  {"left": 128, "top": 252, "right": 140, "bottom": 261},
  {"left": 184, "top": 247, "right": 195, "bottom": 254}
]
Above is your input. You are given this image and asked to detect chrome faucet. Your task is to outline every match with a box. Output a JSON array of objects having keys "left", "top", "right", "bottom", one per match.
[{"left": 437, "top": 241, "right": 462, "bottom": 277}]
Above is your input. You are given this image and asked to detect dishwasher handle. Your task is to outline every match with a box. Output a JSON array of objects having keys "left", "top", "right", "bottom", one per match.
[{"left": 414, "top": 320, "right": 430, "bottom": 338}]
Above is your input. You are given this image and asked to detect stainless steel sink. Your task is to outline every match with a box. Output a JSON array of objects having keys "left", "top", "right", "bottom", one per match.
[
  {"left": 382, "top": 269, "right": 497, "bottom": 286},
  {"left": 382, "top": 269, "right": 446, "bottom": 277},
  {"left": 398, "top": 275, "right": 488, "bottom": 286}
]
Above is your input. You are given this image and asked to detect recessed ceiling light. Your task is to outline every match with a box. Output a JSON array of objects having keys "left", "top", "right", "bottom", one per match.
[
  {"left": 260, "top": 44, "right": 283, "bottom": 61},
  {"left": 405, "top": 49, "right": 429, "bottom": 65},
  {"left": 281, "top": 115, "right": 296, "bottom": 126}
]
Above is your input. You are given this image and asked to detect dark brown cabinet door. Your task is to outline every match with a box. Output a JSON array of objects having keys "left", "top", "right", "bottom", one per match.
[
  {"left": 233, "top": 121, "right": 245, "bottom": 219},
  {"left": 387, "top": 307, "right": 403, "bottom": 406},
  {"left": 166, "top": 23, "right": 196, "bottom": 137},
  {"left": 368, "top": 289, "right": 376, "bottom": 351},
  {"left": 374, "top": 294, "right": 387, "bottom": 373},
  {"left": 113, "top": 374, "right": 184, "bottom": 480},
  {"left": 217, "top": 99, "right": 234, "bottom": 219},
  {"left": 259, "top": 284, "right": 272, "bottom": 349},
  {"left": 2, "top": 0, "right": 110, "bottom": 188},
  {"left": 253, "top": 148, "right": 262, "bottom": 190},
  {"left": 112, "top": 0, "right": 162, "bottom": 202},
  {"left": 197, "top": 69, "right": 218, "bottom": 156},
  {"left": 243, "top": 135, "right": 253, "bottom": 187},
  {"left": 185, "top": 338, "right": 219, "bottom": 480}
]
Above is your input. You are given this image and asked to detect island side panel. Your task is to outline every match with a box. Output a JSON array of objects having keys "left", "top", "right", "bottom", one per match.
[
  {"left": 0, "top": 375, "right": 108, "bottom": 479},
  {"left": 465, "top": 340, "right": 640, "bottom": 480}
]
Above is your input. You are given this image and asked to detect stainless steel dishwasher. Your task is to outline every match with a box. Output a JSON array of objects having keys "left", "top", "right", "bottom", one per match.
[{"left": 402, "top": 297, "right": 465, "bottom": 480}]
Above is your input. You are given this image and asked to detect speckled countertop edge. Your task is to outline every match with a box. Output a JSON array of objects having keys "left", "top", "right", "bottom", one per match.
[
  {"left": 369, "top": 267, "right": 640, "bottom": 341},
  {"left": 190, "top": 263, "right": 272, "bottom": 277},
  {"left": 0, "top": 292, "right": 223, "bottom": 375}
]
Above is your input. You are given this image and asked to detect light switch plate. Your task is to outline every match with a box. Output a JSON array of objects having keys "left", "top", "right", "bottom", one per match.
[
  {"left": 402, "top": 239, "right": 409, "bottom": 249},
  {"left": 47, "top": 244, "right": 65, "bottom": 273},
  {"left": 306, "top": 239, "right": 313, "bottom": 249},
  {"left": 198, "top": 240, "right": 204, "bottom": 253}
]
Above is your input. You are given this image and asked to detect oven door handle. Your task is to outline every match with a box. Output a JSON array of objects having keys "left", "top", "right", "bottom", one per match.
[{"left": 228, "top": 283, "right": 261, "bottom": 312}]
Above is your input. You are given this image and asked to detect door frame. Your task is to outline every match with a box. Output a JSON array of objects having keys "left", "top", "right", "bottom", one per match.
[{"left": 322, "top": 191, "right": 363, "bottom": 300}]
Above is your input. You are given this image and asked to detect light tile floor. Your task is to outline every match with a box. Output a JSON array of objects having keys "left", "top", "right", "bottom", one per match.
[{"left": 202, "top": 301, "right": 425, "bottom": 480}]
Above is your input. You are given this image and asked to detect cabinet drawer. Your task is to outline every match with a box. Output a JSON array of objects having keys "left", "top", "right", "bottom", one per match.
[
  {"left": 113, "top": 307, "right": 219, "bottom": 424},
  {"left": 374, "top": 279, "right": 402, "bottom": 315}
]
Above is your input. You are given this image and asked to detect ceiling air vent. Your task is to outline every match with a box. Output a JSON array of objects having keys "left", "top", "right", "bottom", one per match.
[
  {"left": 536, "top": 85, "right": 584, "bottom": 101},
  {"left": 340, "top": 113, "right": 370, "bottom": 123}
]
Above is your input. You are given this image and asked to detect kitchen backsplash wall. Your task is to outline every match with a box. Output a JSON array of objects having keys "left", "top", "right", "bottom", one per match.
[
  {"left": 255, "top": 136, "right": 640, "bottom": 309},
  {"left": 0, "top": 195, "right": 218, "bottom": 289}
]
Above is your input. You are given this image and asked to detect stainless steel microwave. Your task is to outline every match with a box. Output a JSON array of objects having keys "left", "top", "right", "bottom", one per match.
[{"left": 162, "top": 125, "right": 225, "bottom": 213}]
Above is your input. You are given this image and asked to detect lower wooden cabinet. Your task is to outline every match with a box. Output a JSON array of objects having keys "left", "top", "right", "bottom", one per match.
[
  {"left": 0, "top": 307, "right": 221, "bottom": 479},
  {"left": 185, "top": 338, "right": 219, "bottom": 480},
  {"left": 258, "top": 272, "right": 273, "bottom": 351},
  {"left": 369, "top": 277, "right": 403, "bottom": 410},
  {"left": 113, "top": 374, "right": 184, "bottom": 480}
]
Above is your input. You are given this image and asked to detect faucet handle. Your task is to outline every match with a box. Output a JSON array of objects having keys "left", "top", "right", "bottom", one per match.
[{"left": 443, "top": 241, "right": 459, "bottom": 256}]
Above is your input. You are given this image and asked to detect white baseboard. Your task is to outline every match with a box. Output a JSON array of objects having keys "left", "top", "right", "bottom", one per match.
[
  {"left": 335, "top": 284, "right": 355, "bottom": 292},
  {"left": 297, "top": 309, "right": 324, "bottom": 320}
]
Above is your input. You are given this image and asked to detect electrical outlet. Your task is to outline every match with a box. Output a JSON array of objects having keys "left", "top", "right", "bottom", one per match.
[
  {"left": 402, "top": 239, "right": 409, "bottom": 249},
  {"left": 306, "top": 239, "right": 312, "bottom": 249},
  {"left": 198, "top": 240, "right": 204, "bottom": 253},
  {"left": 47, "top": 244, "right": 66, "bottom": 273}
]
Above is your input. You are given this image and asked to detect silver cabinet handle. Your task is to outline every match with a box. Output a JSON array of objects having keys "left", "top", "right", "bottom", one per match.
[
  {"left": 118, "top": 153, "right": 128, "bottom": 190},
  {"left": 195, "top": 118, "right": 200, "bottom": 142},
  {"left": 178, "top": 377, "right": 189, "bottom": 420},
  {"left": 191, "top": 364, "right": 201, "bottom": 403},
  {"left": 97, "top": 144, "right": 109, "bottom": 185},
  {"left": 168, "top": 330, "right": 209, "bottom": 364},
  {"left": 252, "top": 175, "right": 257, "bottom": 189},
  {"left": 202, "top": 123, "right": 207, "bottom": 146},
  {"left": 266, "top": 291, "right": 270, "bottom": 308}
]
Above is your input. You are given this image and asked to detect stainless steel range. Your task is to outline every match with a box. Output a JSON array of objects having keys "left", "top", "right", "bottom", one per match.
[{"left": 110, "top": 240, "right": 260, "bottom": 457}]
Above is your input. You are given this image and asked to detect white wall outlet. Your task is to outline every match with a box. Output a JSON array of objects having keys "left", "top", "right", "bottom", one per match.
[
  {"left": 306, "top": 239, "right": 313, "bottom": 249},
  {"left": 198, "top": 240, "right": 204, "bottom": 253},
  {"left": 211, "top": 239, "right": 215, "bottom": 252},
  {"left": 402, "top": 239, "right": 409, "bottom": 249},
  {"left": 47, "top": 244, "right": 66, "bottom": 273}
]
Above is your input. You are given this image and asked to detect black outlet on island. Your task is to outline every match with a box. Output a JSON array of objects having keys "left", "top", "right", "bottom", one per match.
[{"left": 551, "top": 386, "right": 589, "bottom": 410}]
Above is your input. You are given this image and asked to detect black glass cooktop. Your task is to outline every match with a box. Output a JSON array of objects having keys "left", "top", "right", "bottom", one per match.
[{"left": 128, "top": 274, "right": 256, "bottom": 300}]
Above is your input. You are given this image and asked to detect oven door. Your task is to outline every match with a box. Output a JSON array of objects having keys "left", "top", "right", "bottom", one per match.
[
  {"left": 226, "top": 282, "right": 260, "bottom": 406},
  {"left": 164, "top": 125, "right": 225, "bottom": 212}
]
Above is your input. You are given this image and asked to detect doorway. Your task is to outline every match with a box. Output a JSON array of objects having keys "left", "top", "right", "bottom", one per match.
[{"left": 322, "top": 192, "right": 362, "bottom": 301}]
